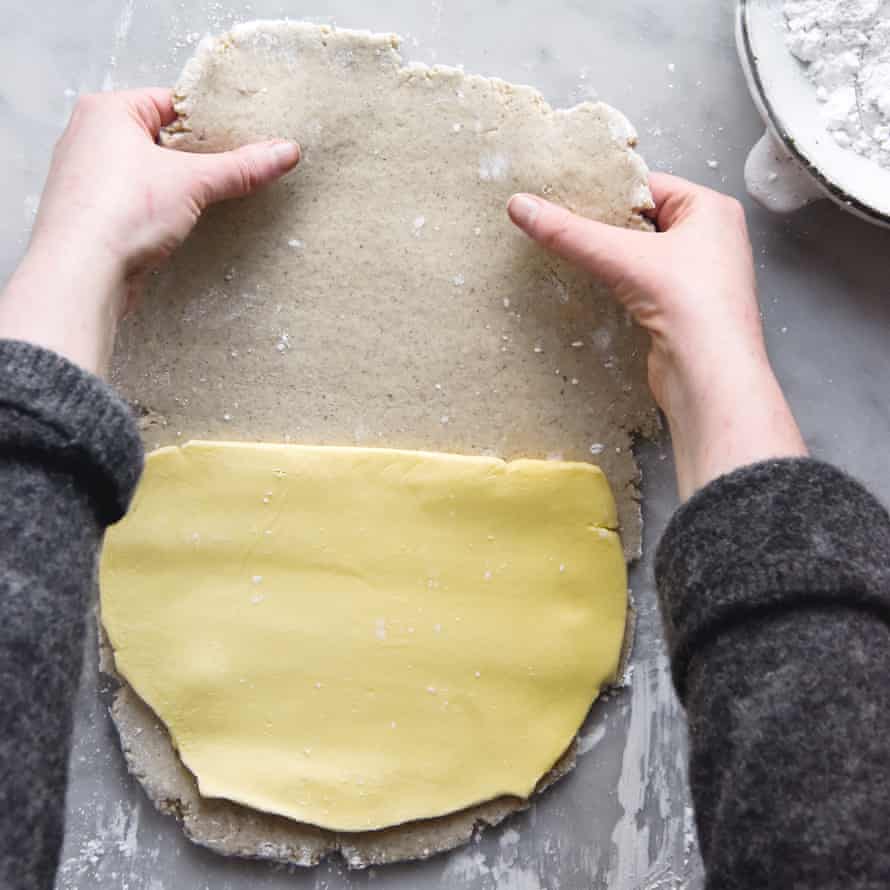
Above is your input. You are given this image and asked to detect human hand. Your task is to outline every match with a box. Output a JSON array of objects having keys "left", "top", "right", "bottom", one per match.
[
  {"left": 508, "top": 174, "right": 807, "bottom": 499},
  {"left": 0, "top": 89, "right": 300, "bottom": 374}
]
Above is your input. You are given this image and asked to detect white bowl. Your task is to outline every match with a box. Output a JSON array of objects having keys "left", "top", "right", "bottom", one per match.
[{"left": 737, "top": 0, "right": 890, "bottom": 227}]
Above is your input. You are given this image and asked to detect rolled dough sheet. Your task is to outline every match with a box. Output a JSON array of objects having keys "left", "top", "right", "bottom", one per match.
[
  {"left": 106, "top": 19, "right": 656, "bottom": 865},
  {"left": 116, "top": 19, "right": 658, "bottom": 559},
  {"left": 100, "top": 442, "right": 628, "bottom": 833}
]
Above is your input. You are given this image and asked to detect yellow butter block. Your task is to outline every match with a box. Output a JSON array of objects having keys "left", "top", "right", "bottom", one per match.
[{"left": 100, "top": 442, "right": 627, "bottom": 831}]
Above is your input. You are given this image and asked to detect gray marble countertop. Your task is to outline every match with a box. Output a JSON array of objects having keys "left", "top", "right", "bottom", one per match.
[{"left": 2, "top": 1, "right": 888, "bottom": 889}]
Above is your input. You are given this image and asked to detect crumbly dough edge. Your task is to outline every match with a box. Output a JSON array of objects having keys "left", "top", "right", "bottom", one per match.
[{"left": 160, "top": 20, "right": 654, "bottom": 219}]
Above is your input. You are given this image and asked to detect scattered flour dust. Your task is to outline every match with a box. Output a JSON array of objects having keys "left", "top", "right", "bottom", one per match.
[
  {"left": 55, "top": 800, "right": 141, "bottom": 887},
  {"left": 101, "top": 0, "right": 136, "bottom": 91},
  {"left": 785, "top": 0, "right": 890, "bottom": 166},
  {"left": 478, "top": 153, "right": 511, "bottom": 181},
  {"left": 440, "top": 827, "right": 544, "bottom": 890},
  {"left": 609, "top": 655, "right": 692, "bottom": 889},
  {"left": 23, "top": 195, "right": 40, "bottom": 230}
]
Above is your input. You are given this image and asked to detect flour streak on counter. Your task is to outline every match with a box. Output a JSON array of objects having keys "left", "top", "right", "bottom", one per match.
[
  {"left": 55, "top": 799, "right": 142, "bottom": 889},
  {"left": 437, "top": 654, "right": 695, "bottom": 890},
  {"left": 440, "top": 828, "right": 544, "bottom": 890},
  {"left": 609, "top": 655, "right": 693, "bottom": 890},
  {"left": 101, "top": 0, "right": 136, "bottom": 91}
]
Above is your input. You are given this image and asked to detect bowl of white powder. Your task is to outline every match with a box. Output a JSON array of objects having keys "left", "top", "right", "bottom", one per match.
[{"left": 737, "top": 0, "right": 890, "bottom": 227}]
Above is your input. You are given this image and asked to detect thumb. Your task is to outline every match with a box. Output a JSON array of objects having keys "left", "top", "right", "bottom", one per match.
[
  {"left": 191, "top": 140, "right": 301, "bottom": 205},
  {"left": 507, "top": 193, "right": 649, "bottom": 293}
]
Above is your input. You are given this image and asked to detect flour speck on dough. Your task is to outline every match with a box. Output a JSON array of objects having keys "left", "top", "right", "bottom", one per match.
[{"left": 479, "top": 152, "right": 512, "bottom": 181}]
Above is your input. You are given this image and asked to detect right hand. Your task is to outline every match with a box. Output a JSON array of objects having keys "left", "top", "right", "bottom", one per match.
[{"left": 507, "top": 174, "right": 807, "bottom": 499}]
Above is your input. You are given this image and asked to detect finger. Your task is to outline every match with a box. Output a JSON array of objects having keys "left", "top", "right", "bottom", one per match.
[
  {"left": 648, "top": 172, "right": 711, "bottom": 231},
  {"left": 190, "top": 141, "right": 301, "bottom": 205},
  {"left": 648, "top": 172, "right": 697, "bottom": 206},
  {"left": 121, "top": 88, "right": 178, "bottom": 137},
  {"left": 507, "top": 193, "right": 649, "bottom": 291}
]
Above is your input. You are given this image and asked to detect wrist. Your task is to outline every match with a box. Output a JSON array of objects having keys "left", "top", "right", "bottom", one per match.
[
  {"left": 652, "top": 338, "right": 808, "bottom": 500},
  {"left": 652, "top": 332, "right": 771, "bottom": 424},
  {"left": 27, "top": 227, "right": 130, "bottom": 309},
  {"left": 0, "top": 235, "right": 128, "bottom": 376}
]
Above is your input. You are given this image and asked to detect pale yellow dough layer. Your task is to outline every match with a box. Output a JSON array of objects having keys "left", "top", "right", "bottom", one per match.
[{"left": 100, "top": 442, "right": 627, "bottom": 832}]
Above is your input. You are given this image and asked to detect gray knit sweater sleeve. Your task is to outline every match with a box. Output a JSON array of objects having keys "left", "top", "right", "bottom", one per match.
[
  {"left": 2, "top": 337, "right": 889, "bottom": 890},
  {"left": 656, "top": 459, "right": 890, "bottom": 890},
  {"left": 0, "top": 340, "right": 143, "bottom": 890}
]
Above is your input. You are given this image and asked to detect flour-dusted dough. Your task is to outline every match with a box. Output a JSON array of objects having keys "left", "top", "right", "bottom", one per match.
[
  {"left": 107, "top": 18, "right": 656, "bottom": 865},
  {"left": 101, "top": 442, "right": 628, "bottom": 831},
  {"left": 119, "top": 20, "right": 657, "bottom": 556}
]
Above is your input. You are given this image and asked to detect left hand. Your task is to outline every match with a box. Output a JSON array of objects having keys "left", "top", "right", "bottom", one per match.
[{"left": 0, "top": 89, "right": 301, "bottom": 374}]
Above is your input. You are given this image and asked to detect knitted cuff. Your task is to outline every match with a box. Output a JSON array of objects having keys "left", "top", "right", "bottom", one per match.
[
  {"left": 656, "top": 458, "right": 890, "bottom": 700},
  {"left": 0, "top": 340, "right": 143, "bottom": 525}
]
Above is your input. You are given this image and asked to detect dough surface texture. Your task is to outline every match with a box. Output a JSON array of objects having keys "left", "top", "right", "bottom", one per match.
[
  {"left": 106, "top": 18, "right": 655, "bottom": 864},
  {"left": 121, "top": 19, "right": 657, "bottom": 557},
  {"left": 100, "top": 442, "right": 628, "bottom": 833}
]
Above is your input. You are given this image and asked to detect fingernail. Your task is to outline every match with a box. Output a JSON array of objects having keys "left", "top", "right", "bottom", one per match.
[
  {"left": 508, "top": 194, "right": 540, "bottom": 230},
  {"left": 270, "top": 141, "right": 300, "bottom": 167}
]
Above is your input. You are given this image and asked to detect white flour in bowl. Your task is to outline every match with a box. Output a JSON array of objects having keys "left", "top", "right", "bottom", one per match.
[{"left": 785, "top": 0, "right": 890, "bottom": 167}]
